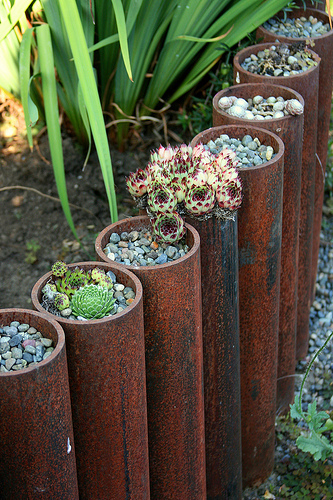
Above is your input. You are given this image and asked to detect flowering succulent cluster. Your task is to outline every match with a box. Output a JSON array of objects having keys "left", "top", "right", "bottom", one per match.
[
  {"left": 126, "top": 143, "right": 243, "bottom": 243},
  {"left": 42, "top": 262, "right": 115, "bottom": 318}
]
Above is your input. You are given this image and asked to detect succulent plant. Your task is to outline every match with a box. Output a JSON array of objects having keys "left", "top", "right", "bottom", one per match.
[
  {"left": 54, "top": 293, "right": 70, "bottom": 311},
  {"left": 42, "top": 283, "right": 58, "bottom": 300},
  {"left": 147, "top": 183, "right": 178, "bottom": 214},
  {"left": 184, "top": 184, "right": 216, "bottom": 216},
  {"left": 125, "top": 142, "right": 243, "bottom": 242},
  {"left": 70, "top": 284, "right": 116, "bottom": 319},
  {"left": 91, "top": 267, "right": 106, "bottom": 283},
  {"left": 216, "top": 178, "right": 243, "bottom": 211},
  {"left": 126, "top": 169, "right": 148, "bottom": 197},
  {"left": 51, "top": 261, "right": 68, "bottom": 278},
  {"left": 55, "top": 266, "right": 89, "bottom": 298},
  {"left": 151, "top": 212, "right": 186, "bottom": 243}
]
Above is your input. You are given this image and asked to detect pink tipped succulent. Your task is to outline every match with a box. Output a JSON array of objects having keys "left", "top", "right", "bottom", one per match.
[
  {"left": 216, "top": 177, "right": 243, "bottom": 210},
  {"left": 126, "top": 169, "right": 148, "bottom": 197},
  {"left": 187, "top": 167, "right": 208, "bottom": 187},
  {"left": 169, "top": 179, "right": 187, "bottom": 203},
  {"left": 151, "top": 212, "right": 186, "bottom": 243},
  {"left": 147, "top": 183, "right": 178, "bottom": 214},
  {"left": 214, "top": 149, "right": 238, "bottom": 172},
  {"left": 184, "top": 184, "right": 216, "bottom": 215},
  {"left": 191, "top": 144, "right": 214, "bottom": 166}
]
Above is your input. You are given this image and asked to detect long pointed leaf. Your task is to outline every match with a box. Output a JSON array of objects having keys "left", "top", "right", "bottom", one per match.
[
  {"left": 111, "top": 0, "right": 133, "bottom": 81},
  {"left": 19, "top": 28, "right": 36, "bottom": 148},
  {"left": 36, "top": 23, "right": 78, "bottom": 238},
  {"left": 0, "top": 0, "right": 34, "bottom": 42},
  {"left": 58, "top": 0, "right": 118, "bottom": 222}
]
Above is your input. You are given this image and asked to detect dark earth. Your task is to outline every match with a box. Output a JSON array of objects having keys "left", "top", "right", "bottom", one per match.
[{"left": 0, "top": 95, "right": 179, "bottom": 309}]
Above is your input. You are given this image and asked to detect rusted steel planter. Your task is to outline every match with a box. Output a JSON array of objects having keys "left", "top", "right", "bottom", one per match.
[
  {"left": 258, "top": 9, "right": 333, "bottom": 317},
  {"left": 213, "top": 83, "right": 304, "bottom": 414},
  {"left": 31, "top": 262, "right": 149, "bottom": 500},
  {"left": 185, "top": 214, "right": 242, "bottom": 499},
  {"left": 233, "top": 43, "right": 320, "bottom": 360},
  {"left": 191, "top": 124, "right": 284, "bottom": 487},
  {"left": 95, "top": 216, "right": 206, "bottom": 500},
  {"left": 0, "top": 308, "right": 79, "bottom": 500}
]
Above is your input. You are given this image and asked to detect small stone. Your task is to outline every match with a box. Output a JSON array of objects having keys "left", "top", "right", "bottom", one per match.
[
  {"left": 22, "top": 339, "right": 36, "bottom": 349},
  {"left": 4, "top": 326, "right": 18, "bottom": 336},
  {"left": 24, "top": 345, "right": 36, "bottom": 355},
  {"left": 110, "top": 232, "right": 121, "bottom": 243},
  {"left": 60, "top": 308, "right": 72, "bottom": 317},
  {"left": 5, "top": 358, "right": 16, "bottom": 370},
  {"left": 8, "top": 334, "right": 23, "bottom": 347},
  {"left": 27, "top": 327, "right": 37, "bottom": 334},
  {"left": 22, "top": 352, "right": 34, "bottom": 363},
  {"left": 155, "top": 254, "right": 168, "bottom": 265},
  {"left": 18, "top": 324, "right": 30, "bottom": 332},
  {"left": 41, "top": 338, "right": 53, "bottom": 348},
  {"left": 11, "top": 347, "right": 23, "bottom": 359}
]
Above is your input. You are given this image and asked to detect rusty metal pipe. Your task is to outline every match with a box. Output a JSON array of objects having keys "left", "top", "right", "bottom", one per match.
[
  {"left": 0, "top": 308, "right": 79, "bottom": 500},
  {"left": 185, "top": 215, "right": 242, "bottom": 499},
  {"left": 257, "top": 8, "right": 333, "bottom": 318},
  {"left": 95, "top": 217, "right": 206, "bottom": 500},
  {"left": 31, "top": 263, "right": 149, "bottom": 500},
  {"left": 212, "top": 83, "right": 304, "bottom": 414},
  {"left": 233, "top": 43, "right": 320, "bottom": 360},
  {"left": 191, "top": 124, "right": 284, "bottom": 488}
]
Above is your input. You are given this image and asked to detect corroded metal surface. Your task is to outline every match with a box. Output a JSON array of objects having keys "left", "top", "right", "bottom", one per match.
[
  {"left": 0, "top": 309, "right": 79, "bottom": 500},
  {"left": 191, "top": 124, "right": 284, "bottom": 487},
  {"left": 185, "top": 215, "right": 242, "bottom": 499},
  {"left": 95, "top": 217, "right": 206, "bottom": 500},
  {"left": 213, "top": 83, "right": 304, "bottom": 414},
  {"left": 31, "top": 263, "right": 149, "bottom": 500},
  {"left": 233, "top": 43, "right": 320, "bottom": 360},
  {"left": 258, "top": 8, "right": 333, "bottom": 314}
]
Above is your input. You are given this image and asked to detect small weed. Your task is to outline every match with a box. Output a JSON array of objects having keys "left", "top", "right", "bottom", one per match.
[{"left": 25, "top": 239, "right": 41, "bottom": 264}]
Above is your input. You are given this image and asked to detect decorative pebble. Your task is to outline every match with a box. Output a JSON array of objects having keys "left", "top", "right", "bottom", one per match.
[
  {"left": 218, "top": 94, "right": 303, "bottom": 120},
  {"left": 263, "top": 15, "right": 331, "bottom": 39},
  {"left": 203, "top": 133, "right": 276, "bottom": 168},
  {"left": 0, "top": 322, "right": 55, "bottom": 372},
  {"left": 240, "top": 43, "right": 318, "bottom": 77},
  {"left": 103, "top": 228, "right": 190, "bottom": 267}
]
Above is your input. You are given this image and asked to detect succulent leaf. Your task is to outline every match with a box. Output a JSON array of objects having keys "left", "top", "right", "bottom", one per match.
[
  {"left": 51, "top": 261, "right": 68, "bottom": 278},
  {"left": 126, "top": 169, "right": 148, "bottom": 197},
  {"left": 54, "top": 293, "right": 70, "bottom": 311},
  {"left": 216, "top": 177, "right": 243, "bottom": 210},
  {"left": 147, "top": 184, "right": 178, "bottom": 214},
  {"left": 151, "top": 212, "right": 186, "bottom": 244},
  {"left": 184, "top": 184, "right": 215, "bottom": 215},
  {"left": 70, "top": 284, "right": 116, "bottom": 319}
]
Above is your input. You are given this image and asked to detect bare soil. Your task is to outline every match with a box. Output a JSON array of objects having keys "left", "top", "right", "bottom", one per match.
[{"left": 0, "top": 115, "right": 168, "bottom": 308}]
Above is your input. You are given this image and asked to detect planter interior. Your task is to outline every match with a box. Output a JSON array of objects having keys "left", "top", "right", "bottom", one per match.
[
  {"left": 31, "top": 262, "right": 149, "bottom": 500},
  {"left": 0, "top": 308, "right": 79, "bottom": 500}
]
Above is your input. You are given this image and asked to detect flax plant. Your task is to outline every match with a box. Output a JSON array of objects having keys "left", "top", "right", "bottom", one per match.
[{"left": 1, "top": 0, "right": 133, "bottom": 234}]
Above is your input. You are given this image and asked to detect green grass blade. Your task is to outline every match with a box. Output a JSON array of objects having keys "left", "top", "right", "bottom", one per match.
[
  {"left": 36, "top": 23, "right": 78, "bottom": 238},
  {"left": 111, "top": 0, "right": 133, "bottom": 81},
  {"left": 0, "top": 0, "right": 34, "bottom": 42},
  {"left": 58, "top": 0, "right": 118, "bottom": 222},
  {"left": 19, "top": 27, "right": 36, "bottom": 148}
]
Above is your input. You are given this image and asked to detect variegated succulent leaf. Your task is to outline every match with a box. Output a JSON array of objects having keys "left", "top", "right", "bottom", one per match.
[
  {"left": 151, "top": 211, "right": 186, "bottom": 244},
  {"left": 54, "top": 293, "right": 70, "bottom": 312},
  {"left": 216, "top": 177, "right": 243, "bottom": 210},
  {"left": 184, "top": 184, "right": 216, "bottom": 215},
  {"left": 147, "top": 183, "right": 178, "bottom": 214},
  {"left": 126, "top": 169, "right": 148, "bottom": 197},
  {"left": 51, "top": 260, "right": 68, "bottom": 278}
]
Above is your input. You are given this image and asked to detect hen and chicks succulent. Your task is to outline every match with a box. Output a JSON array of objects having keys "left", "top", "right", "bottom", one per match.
[
  {"left": 42, "top": 262, "right": 116, "bottom": 319},
  {"left": 126, "top": 143, "right": 243, "bottom": 243}
]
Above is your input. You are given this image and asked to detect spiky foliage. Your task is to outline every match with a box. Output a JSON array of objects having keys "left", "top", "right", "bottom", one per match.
[
  {"left": 151, "top": 212, "right": 186, "bottom": 244},
  {"left": 70, "top": 284, "right": 116, "bottom": 319},
  {"left": 54, "top": 293, "right": 70, "bottom": 311},
  {"left": 126, "top": 143, "right": 243, "bottom": 242},
  {"left": 51, "top": 261, "right": 68, "bottom": 278},
  {"left": 55, "top": 267, "right": 89, "bottom": 298}
]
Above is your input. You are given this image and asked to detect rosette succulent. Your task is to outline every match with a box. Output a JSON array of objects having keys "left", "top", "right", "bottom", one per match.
[
  {"left": 125, "top": 142, "right": 243, "bottom": 242},
  {"left": 55, "top": 267, "right": 89, "bottom": 298},
  {"left": 151, "top": 212, "right": 186, "bottom": 243},
  {"left": 70, "top": 284, "right": 116, "bottom": 319},
  {"left": 184, "top": 185, "right": 216, "bottom": 216},
  {"left": 52, "top": 261, "right": 68, "bottom": 278},
  {"left": 147, "top": 183, "right": 178, "bottom": 214},
  {"left": 216, "top": 178, "right": 243, "bottom": 211},
  {"left": 54, "top": 293, "right": 70, "bottom": 311}
]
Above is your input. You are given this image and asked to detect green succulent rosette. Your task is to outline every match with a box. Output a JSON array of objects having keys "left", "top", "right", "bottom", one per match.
[{"left": 70, "top": 284, "right": 116, "bottom": 319}]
